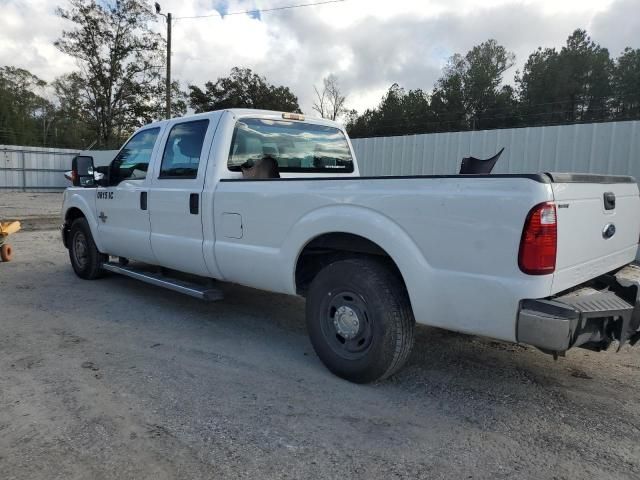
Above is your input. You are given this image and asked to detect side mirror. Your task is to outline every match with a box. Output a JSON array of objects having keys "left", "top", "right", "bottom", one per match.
[{"left": 71, "top": 155, "right": 96, "bottom": 187}]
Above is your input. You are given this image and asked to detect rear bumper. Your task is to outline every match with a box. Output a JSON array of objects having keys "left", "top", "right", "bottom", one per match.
[{"left": 517, "top": 264, "right": 640, "bottom": 352}]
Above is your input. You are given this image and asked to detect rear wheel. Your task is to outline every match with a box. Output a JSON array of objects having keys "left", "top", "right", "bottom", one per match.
[
  {"left": 306, "top": 257, "right": 415, "bottom": 383},
  {"left": 69, "top": 218, "right": 106, "bottom": 279}
]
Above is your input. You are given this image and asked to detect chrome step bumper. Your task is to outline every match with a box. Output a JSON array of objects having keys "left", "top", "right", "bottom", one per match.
[{"left": 517, "top": 264, "right": 640, "bottom": 353}]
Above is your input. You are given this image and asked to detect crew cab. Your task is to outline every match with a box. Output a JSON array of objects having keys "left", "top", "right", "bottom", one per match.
[{"left": 61, "top": 109, "right": 640, "bottom": 383}]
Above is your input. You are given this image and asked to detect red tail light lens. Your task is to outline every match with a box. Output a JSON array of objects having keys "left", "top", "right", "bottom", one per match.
[{"left": 519, "top": 202, "right": 557, "bottom": 275}]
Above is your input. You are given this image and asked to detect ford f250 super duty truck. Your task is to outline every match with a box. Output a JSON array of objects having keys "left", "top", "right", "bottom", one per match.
[{"left": 62, "top": 109, "right": 640, "bottom": 383}]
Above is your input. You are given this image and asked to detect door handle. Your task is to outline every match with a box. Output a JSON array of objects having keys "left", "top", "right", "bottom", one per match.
[
  {"left": 189, "top": 193, "right": 199, "bottom": 215},
  {"left": 140, "top": 191, "right": 147, "bottom": 210},
  {"left": 603, "top": 192, "right": 615, "bottom": 210}
]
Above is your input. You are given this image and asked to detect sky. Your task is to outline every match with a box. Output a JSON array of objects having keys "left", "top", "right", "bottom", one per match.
[{"left": 1, "top": 0, "right": 639, "bottom": 116}]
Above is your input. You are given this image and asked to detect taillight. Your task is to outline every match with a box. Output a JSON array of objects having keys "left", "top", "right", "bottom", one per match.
[{"left": 519, "top": 202, "right": 557, "bottom": 275}]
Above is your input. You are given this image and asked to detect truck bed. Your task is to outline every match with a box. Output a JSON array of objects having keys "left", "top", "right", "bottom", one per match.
[{"left": 213, "top": 172, "right": 638, "bottom": 343}]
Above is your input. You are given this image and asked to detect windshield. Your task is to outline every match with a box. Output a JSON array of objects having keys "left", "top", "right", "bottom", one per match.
[{"left": 228, "top": 118, "right": 354, "bottom": 173}]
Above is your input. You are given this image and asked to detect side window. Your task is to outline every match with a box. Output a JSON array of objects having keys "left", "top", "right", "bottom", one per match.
[
  {"left": 159, "top": 120, "right": 209, "bottom": 179},
  {"left": 111, "top": 128, "right": 160, "bottom": 184}
]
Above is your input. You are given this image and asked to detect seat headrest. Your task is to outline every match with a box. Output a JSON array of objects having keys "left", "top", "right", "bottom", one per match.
[{"left": 177, "top": 133, "right": 204, "bottom": 158}]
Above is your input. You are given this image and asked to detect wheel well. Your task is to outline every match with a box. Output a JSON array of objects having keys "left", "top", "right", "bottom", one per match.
[
  {"left": 62, "top": 208, "right": 86, "bottom": 249},
  {"left": 295, "top": 233, "right": 407, "bottom": 296},
  {"left": 65, "top": 207, "right": 85, "bottom": 225}
]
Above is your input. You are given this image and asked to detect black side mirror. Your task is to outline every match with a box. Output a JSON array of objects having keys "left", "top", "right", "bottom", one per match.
[{"left": 71, "top": 155, "right": 96, "bottom": 187}]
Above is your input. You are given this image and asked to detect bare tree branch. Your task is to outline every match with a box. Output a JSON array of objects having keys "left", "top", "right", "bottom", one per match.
[{"left": 312, "top": 74, "right": 347, "bottom": 121}]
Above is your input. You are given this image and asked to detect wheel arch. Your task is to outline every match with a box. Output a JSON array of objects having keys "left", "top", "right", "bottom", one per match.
[
  {"left": 62, "top": 206, "right": 85, "bottom": 249},
  {"left": 64, "top": 206, "right": 85, "bottom": 224},
  {"left": 284, "top": 205, "right": 434, "bottom": 321},
  {"left": 62, "top": 193, "right": 103, "bottom": 251}
]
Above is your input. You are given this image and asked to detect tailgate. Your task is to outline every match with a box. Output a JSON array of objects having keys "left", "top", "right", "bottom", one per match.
[{"left": 549, "top": 173, "right": 640, "bottom": 293}]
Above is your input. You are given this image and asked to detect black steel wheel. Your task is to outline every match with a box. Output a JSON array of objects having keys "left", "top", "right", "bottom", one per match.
[
  {"left": 69, "top": 217, "right": 107, "bottom": 280},
  {"left": 306, "top": 257, "right": 415, "bottom": 383},
  {"left": 320, "top": 290, "right": 374, "bottom": 360}
]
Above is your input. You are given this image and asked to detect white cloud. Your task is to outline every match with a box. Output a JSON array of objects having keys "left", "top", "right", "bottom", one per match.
[
  {"left": 0, "top": 0, "right": 77, "bottom": 81},
  {"left": 0, "top": 0, "right": 638, "bottom": 116}
]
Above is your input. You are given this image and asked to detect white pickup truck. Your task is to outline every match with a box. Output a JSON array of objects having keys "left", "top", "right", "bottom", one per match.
[{"left": 62, "top": 109, "right": 640, "bottom": 383}]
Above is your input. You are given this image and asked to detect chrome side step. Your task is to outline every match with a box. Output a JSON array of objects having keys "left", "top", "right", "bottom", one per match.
[{"left": 101, "top": 263, "right": 223, "bottom": 301}]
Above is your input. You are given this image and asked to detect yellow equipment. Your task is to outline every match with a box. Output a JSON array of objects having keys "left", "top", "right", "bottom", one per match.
[{"left": 0, "top": 221, "right": 21, "bottom": 262}]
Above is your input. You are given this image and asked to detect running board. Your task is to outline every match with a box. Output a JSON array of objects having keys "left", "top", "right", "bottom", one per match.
[{"left": 101, "top": 263, "right": 223, "bottom": 301}]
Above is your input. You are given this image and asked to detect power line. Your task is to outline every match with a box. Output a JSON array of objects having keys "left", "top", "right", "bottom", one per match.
[{"left": 175, "top": 0, "right": 347, "bottom": 20}]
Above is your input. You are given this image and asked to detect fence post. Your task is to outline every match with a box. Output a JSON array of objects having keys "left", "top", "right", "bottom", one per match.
[{"left": 21, "top": 150, "right": 26, "bottom": 192}]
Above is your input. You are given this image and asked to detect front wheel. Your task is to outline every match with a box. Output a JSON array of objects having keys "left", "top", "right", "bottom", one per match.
[
  {"left": 69, "top": 218, "right": 107, "bottom": 280},
  {"left": 306, "top": 257, "right": 415, "bottom": 383}
]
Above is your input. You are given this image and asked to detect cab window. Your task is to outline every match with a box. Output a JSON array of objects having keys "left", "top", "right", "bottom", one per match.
[
  {"left": 228, "top": 118, "right": 354, "bottom": 173},
  {"left": 110, "top": 128, "right": 160, "bottom": 184},
  {"left": 159, "top": 120, "right": 209, "bottom": 179}
]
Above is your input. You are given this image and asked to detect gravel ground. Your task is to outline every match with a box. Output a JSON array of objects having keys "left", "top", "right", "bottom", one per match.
[
  {"left": 1, "top": 193, "right": 640, "bottom": 480},
  {"left": 0, "top": 191, "right": 62, "bottom": 230}
]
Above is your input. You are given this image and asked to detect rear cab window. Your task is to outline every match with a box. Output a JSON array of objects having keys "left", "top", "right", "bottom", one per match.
[{"left": 227, "top": 118, "right": 354, "bottom": 174}]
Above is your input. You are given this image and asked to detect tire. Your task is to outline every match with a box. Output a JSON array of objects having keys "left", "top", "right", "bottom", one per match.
[
  {"left": 68, "top": 218, "right": 107, "bottom": 279},
  {"left": 306, "top": 257, "right": 415, "bottom": 383},
  {"left": 1, "top": 243, "right": 12, "bottom": 262}
]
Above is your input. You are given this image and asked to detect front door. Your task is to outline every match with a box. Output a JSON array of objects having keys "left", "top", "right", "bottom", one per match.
[
  {"left": 148, "top": 118, "right": 213, "bottom": 276},
  {"left": 97, "top": 127, "right": 162, "bottom": 263}
]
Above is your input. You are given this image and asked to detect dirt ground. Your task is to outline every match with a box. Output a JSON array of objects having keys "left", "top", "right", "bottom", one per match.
[
  {"left": 0, "top": 191, "right": 62, "bottom": 230},
  {"left": 1, "top": 192, "right": 639, "bottom": 480}
]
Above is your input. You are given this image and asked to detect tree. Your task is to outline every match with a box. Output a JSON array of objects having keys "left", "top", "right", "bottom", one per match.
[
  {"left": 612, "top": 48, "right": 640, "bottom": 119},
  {"left": 516, "top": 47, "right": 563, "bottom": 125},
  {"left": 401, "top": 88, "right": 435, "bottom": 134},
  {"left": 0, "top": 66, "right": 51, "bottom": 146},
  {"left": 345, "top": 84, "right": 407, "bottom": 137},
  {"left": 561, "top": 29, "right": 613, "bottom": 122},
  {"left": 51, "top": 73, "right": 93, "bottom": 148},
  {"left": 55, "top": 0, "right": 178, "bottom": 148},
  {"left": 465, "top": 41, "right": 515, "bottom": 118},
  {"left": 312, "top": 74, "right": 348, "bottom": 120},
  {"left": 344, "top": 108, "right": 375, "bottom": 138},
  {"left": 189, "top": 67, "right": 301, "bottom": 113},
  {"left": 345, "top": 84, "right": 433, "bottom": 138},
  {"left": 430, "top": 58, "right": 466, "bottom": 131},
  {"left": 432, "top": 39, "right": 516, "bottom": 130},
  {"left": 517, "top": 29, "right": 613, "bottom": 126},
  {"left": 347, "top": 39, "right": 515, "bottom": 137}
]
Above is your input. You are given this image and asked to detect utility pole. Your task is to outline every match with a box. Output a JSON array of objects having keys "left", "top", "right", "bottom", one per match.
[
  {"left": 165, "top": 12, "right": 171, "bottom": 120},
  {"left": 155, "top": 3, "right": 172, "bottom": 119}
]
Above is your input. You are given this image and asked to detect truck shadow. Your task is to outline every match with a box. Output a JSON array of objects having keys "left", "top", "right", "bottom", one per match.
[
  {"left": 218, "top": 281, "right": 640, "bottom": 411},
  {"left": 50, "top": 263, "right": 640, "bottom": 425},
  {"left": 214, "top": 280, "right": 617, "bottom": 396}
]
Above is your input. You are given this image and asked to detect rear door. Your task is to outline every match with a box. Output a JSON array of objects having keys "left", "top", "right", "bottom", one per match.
[
  {"left": 148, "top": 117, "right": 216, "bottom": 276},
  {"left": 550, "top": 173, "right": 640, "bottom": 293}
]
